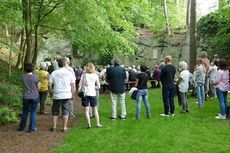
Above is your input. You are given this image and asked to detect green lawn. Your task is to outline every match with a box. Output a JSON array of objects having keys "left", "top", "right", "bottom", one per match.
[{"left": 56, "top": 89, "right": 230, "bottom": 153}]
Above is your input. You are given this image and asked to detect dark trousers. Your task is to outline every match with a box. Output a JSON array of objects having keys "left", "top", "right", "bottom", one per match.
[
  {"left": 162, "top": 86, "right": 175, "bottom": 115},
  {"left": 39, "top": 90, "right": 48, "bottom": 113},
  {"left": 19, "top": 97, "right": 39, "bottom": 132},
  {"left": 151, "top": 80, "right": 161, "bottom": 88}
]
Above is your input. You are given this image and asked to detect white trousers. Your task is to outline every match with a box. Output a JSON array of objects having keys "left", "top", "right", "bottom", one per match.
[{"left": 110, "top": 92, "right": 126, "bottom": 118}]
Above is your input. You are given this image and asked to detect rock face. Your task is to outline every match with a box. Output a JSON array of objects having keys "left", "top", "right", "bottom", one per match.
[
  {"left": 37, "top": 29, "right": 192, "bottom": 69},
  {"left": 120, "top": 29, "right": 190, "bottom": 69},
  {"left": 37, "top": 35, "right": 73, "bottom": 65}
]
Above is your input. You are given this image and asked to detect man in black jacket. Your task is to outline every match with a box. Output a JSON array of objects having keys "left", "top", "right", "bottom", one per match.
[{"left": 107, "top": 59, "right": 127, "bottom": 120}]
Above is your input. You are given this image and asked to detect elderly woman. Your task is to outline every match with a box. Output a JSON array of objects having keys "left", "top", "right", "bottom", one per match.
[
  {"left": 134, "top": 64, "right": 151, "bottom": 120},
  {"left": 194, "top": 58, "right": 206, "bottom": 108},
  {"left": 177, "top": 61, "right": 190, "bottom": 113},
  {"left": 79, "top": 62, "right": 103, "bottom": 129},
  {"left": 214, "top": 59, "right": 229, "bottom": 119}
]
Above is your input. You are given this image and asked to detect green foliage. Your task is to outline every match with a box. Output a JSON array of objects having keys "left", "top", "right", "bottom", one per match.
[
  {"left": 197, "top": 5, "right": 230, "bottom": 62},
  {"left": 57, "top": 89, "right": 230, "bottom": 153},
  {"left": 0, "top": 107, "right": 19, "bottom": 125},
  {"left": 151, "top": 0, "right": 186, "bottom": 34}
]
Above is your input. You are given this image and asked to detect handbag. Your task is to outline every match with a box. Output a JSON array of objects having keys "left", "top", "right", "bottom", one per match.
[
  {"left": 131, "top": 90, "right": 138, "bottom": 100},
  {"left": 78, "top": 73, "right": 87, "bottom": 98},
  {"left": 130, "top": 73, "right": 148, "bottom": 100}
]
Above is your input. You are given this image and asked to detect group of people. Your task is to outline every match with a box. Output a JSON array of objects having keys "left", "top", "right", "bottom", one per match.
[{"left": 18, "top": 52, "right": 229, "bottom": 133}]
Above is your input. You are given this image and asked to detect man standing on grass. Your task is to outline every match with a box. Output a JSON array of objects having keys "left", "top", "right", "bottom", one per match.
[
  {"left": 160, "top": 56, "right": 176, "bottom": 117},
  {"left": 48, "top": 58, "right": 76, "bottom": 133},
  {"left": 200, "top": 51, "right": 210, "bottom": 100},
  {"left": 107, "top": 59, "right": 127, "bottom": 120}
]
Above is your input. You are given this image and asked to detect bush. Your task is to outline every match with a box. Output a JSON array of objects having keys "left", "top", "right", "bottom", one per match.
[{"left": 197, "top": 6, "right": 230, "bottom": 63}]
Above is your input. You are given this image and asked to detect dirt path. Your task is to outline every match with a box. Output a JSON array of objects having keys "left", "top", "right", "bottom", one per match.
[{"left": 0, "top": 98, "right": 83, "bottom": 153}]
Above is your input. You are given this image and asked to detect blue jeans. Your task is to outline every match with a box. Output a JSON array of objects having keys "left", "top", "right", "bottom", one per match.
[
  {"left": 196, "top": 82, "right": 205, "bottom": 108},
  {"left": 216, "top": 88, "right": 228, "bottom": 116},
  {"left": 162, "top": 86, "right": 175, "bottom": 115},
  {"left": 136, "top": 89, "right": 150, "bottom": 117},
  {"left": 19, "top": 97, "right": 39, "bottom": 132}
]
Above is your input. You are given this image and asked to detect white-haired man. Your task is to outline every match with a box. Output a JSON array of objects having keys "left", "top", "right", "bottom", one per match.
[
  {"left": 160, "top": 56, "right": 176, "bottom": 116},
  {"left": 65, "top": 57, "right": 76, "bottom": 118},
  {"left": 177, "top": 61, "right": 190, "bottom": 113},
  {"left": 48, "top": 58, "right": 76, "bottom": 132},
  {"left": 36, "top": 62, "right": 49, "bottom": 114}
]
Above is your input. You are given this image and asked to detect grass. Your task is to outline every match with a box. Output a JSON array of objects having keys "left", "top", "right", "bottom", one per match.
[{"left": 56, "top": 89, "right": 230, "bottom": 153}]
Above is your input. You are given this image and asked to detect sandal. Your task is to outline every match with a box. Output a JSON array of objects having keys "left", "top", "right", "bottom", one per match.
[{"left": 50, "top": 128, "right": 56, "bottom": 132}]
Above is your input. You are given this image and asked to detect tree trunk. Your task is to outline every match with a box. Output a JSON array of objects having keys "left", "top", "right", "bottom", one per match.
[
  {"left": 189, "top": 0, "right": 196, "bottom": 73},
  {"left": 163, "top": 0, "right": 171, "bottom": 36},
  {"left": 175, "top": 0, "right": 179, "bottom": 7},
  {"left": 32, "top": 25, "right": 38, "bottom": 65},
  {"left": 23, "top": 0, "right": 33, "bottom": 64},
  {"left": 8, "top": 28, "right": 14, "bottom": 77},
  {"left": 16, "top": 28, "right": 26, "bottom": 69},
  {"left": 186, "top": 0, "right": 190, "bottom": 28}
]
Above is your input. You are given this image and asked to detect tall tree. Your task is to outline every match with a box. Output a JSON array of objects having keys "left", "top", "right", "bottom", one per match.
[
  {"left": 186, "top": 0, "right": 191, "bottom": 27},
  {"left": 189, "top": 0, "right": 196, "bottom": 72},
  {"left": 15, "top": 28, "right": 25, "bottom": 69},
  {"left": 175, "top": 0, "right": 179, "bottom": 8},
  {"left": 163, "top": 0, "right": 171, "bottom": 36},
  {"left": 23, "top": 0, "right": 33, "bottom": 64},
  {"left": 32, "top": 0, "right": 60, "bottom": 65}
]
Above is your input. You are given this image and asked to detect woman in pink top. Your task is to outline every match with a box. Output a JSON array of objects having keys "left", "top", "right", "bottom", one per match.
[{"left": 214, "top": 59, "right": 229, "bottom": 119}]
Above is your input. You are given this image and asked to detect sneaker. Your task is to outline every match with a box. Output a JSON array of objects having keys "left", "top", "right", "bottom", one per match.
[
  {"left": 169, "top": 113, "right": 175, "bottom": 116},
  {"left": 160, "top": 114, "right": 169, "bottom": 117},
  {"left": 110, "top": 117, "right": 116, "bottom": 120},
  {"left": 50, "top": 128, "right": 56, "bottom": 132},
  {"left": 87, "top": 126, "right": 91, "bottom": 130},
  {"left": 97, "top": 125, "right": 103, "bottom": 128},
  {"left": 133, "top": 117, "right": 140, "bottom": 120},
  {"left": 118, "top": 115, "right": 126, "bottom": 120},
  {"left": 62, "top": 128, "right": 70, "bottom": 133},
  {"left": 29, "top": 128, "right": 37, "bottom": 133},
  {"left": 215, "top": 115, "right": 226, "bottom": 120}
]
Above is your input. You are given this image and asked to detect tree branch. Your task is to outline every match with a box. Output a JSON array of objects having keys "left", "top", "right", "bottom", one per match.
[{"left": 39, "top": 2, "right": 61, "bottom": 23}]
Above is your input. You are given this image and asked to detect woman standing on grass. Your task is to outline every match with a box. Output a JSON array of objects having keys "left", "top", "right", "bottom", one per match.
[
  {"left": 177, "top": 61, "right": 190, "bottom": 113},
  {"left": 214, "top": 59, "right": 229, "bottom": 120},
  {"left": 134, "top": 64, "right": 151, "bottom": 120},
  {"left": 18, "top": 63, "right": 40, "bottom": 132},
  {"left": 79, "top": 62, "right": 103, "bottom": 129},
  {"left": 194, "top": 58, "right": 206, "bottom": 109}
]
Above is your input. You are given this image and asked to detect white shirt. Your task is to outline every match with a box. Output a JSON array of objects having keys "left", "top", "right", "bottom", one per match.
[
  {"left": 81, "top": 73, "right": 100, "bottom": 96},
  {"left": 49, "top": 68, "right": 75, "bottom": 99},
  {"left": 66, "top": 65, "right": 76, "bottom": 80},
  {"left": 179, "top": 70, "right": 190, "bottom": 92},
  {"left": 209, "top": 65, "right": 217, "bottom": 82}
]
